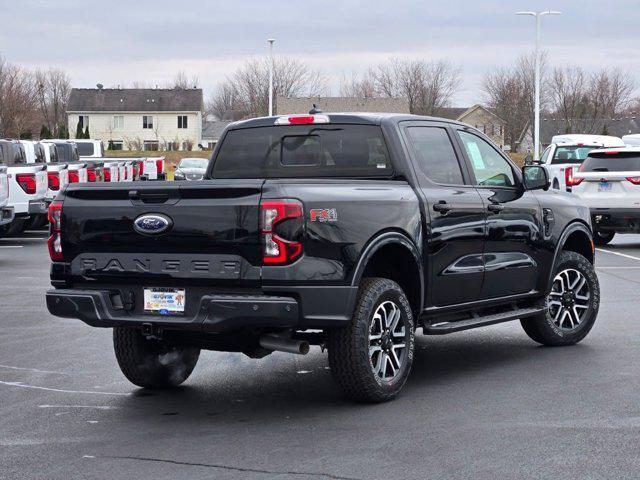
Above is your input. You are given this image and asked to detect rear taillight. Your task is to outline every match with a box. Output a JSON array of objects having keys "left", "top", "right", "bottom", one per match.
[
  {"left": 87, "top": 169, "right": 96, "bottom": 182},
  {"left": 156, "top": 159, "right": 164, "bottom": 174},
  {"left": 260, "top": 200, "right": 303, "bottom": 265},
  {"left": 627, "top": 177, "right": 640, "bottom": 185},
  {"left": 133, "top": 164, "right": 139, "bottom": 177},
  {"left": 104, "top": 169, "right": 111, "bottom": 182},
  {"left": 47, "top": 201, "right": 63, "bottom": 262},
  {"left": 16, "top": 173, "right": 36, "bottom": 194},
  {"left": 68, "top": 170, "right": 79, "bottom": 183},
  {"left": 47, "top": 171, "right": 60, "bottom": 191},
  {"left": 139, "top": 161, "right": 145, "bottom": 176},
  {"left": 565, "top": 167, "right": 583, "bottom": 188}
]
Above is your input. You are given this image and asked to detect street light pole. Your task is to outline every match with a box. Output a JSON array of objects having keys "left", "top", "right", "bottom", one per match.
[
  {"left": 515, "top": 10, "right": 561, "bottom": 160},
  {"left": 268, "top": 39, "right": 275, "bottom": 117}
]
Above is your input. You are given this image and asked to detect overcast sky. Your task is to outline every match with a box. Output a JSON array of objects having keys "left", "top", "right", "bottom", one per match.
[{"left": 2, "top": 0, "right": 638, "bottom": 106}]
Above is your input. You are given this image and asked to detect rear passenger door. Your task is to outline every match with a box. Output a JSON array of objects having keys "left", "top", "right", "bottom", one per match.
[{"left": 402, "top": 122, "right": 486, "bottom": 307}]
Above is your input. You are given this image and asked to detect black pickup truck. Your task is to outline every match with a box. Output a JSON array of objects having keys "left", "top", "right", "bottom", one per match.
[{"left": 46, "top": 113, "right": 600, "bottom": 402}]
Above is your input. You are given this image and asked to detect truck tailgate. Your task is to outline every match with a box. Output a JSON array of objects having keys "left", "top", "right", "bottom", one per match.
[{"left": 61, "top": 180, "right": 263, "bottom": 286}]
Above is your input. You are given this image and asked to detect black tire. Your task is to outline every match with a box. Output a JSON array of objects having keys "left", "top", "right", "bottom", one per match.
[
  {"left": 113, "top": 327, "right": 200, "bottom": 389},
  {"left": 521, "top": 251, "right": 600, "bottom": 346},
  {"left": 594, "top": 230, "right": 615, "bottom": 246},
  {"left": 328, "top": 277, "right": 415, "bottom": 402},
  {"left": 26, "top": 214, "right": 48, "bottom": 230},
  {"left": 2, "top": 218, "right": 28, "bottom": 237}
]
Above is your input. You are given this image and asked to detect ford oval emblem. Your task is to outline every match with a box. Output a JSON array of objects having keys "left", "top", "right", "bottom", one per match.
[{"left": 133, "top": 214, "right": 172, "bottom": 235}]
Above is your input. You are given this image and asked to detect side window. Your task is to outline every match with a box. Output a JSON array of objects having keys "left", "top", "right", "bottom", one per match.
[
  {"left": 458, "top": 130, "right": 515, "bottom": 187},
  {"left": 540, "top": 147, "right": 551, "bottom": 164},
  {"left": 406, "top": 126, "right": 464, "bottom": 185}
]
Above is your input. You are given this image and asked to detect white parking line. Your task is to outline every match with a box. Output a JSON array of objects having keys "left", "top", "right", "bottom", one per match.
[
  {"left": 0, "top": 380, "right": 131, "bottom": 396},
  {"left": 0, "top": 246, "right": 23, "bottom": 249},
  {"left": 0, "top": 237, "right": 45, "bottom": 241},
  {"left": 597, "top": 266, "right": 640, "bottom": 269},
  {"left": 596, "top": 248, "right": 640, "bottom": 262}
]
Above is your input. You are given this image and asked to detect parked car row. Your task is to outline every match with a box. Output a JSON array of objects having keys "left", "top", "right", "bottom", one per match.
[{"left": 0, "top": 138, "right": 166, "bottom": 237}]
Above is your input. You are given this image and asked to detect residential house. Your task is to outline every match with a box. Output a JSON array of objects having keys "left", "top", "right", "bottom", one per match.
[
  {"left": 66, "top": 87, "right": 203, "bottom": 151},
  {"left": 435, "top": 105, "right": 507, "bottom": 148},
  {"left": 276, "top": 96, "right": 410, "bottom": 115},
  {"left": 201, "top": 120, "right": 232, "bottom": 149}
]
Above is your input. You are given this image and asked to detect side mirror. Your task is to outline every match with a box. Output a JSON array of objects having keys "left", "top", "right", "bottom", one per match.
[
  {"left": 524, "top": 154, "right": 534, "bottom": 165},
  {"left": 522, "top": 165, "right": 549, "bottom": 191}
]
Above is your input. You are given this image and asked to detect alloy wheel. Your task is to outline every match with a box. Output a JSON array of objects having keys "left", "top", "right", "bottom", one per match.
[
  {"left": 548, "top": 268, "right": 591, "bottom": 331},
  {"left": 369, "top": 301, "right": 407, "bottom": 380}
]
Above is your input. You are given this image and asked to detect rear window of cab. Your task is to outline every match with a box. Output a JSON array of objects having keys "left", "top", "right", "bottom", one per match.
[{"left": 212, "top": 124, "right": 393, "bottom": 179}]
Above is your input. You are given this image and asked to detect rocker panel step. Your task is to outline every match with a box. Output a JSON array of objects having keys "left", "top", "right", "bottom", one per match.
[{"left": 423, "top": 307, "right": 545, "bottom": 335}]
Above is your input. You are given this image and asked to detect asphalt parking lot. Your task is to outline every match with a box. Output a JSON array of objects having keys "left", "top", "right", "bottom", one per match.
[{"left": 2, "top": 231, "right": 640, "bottom": 480}]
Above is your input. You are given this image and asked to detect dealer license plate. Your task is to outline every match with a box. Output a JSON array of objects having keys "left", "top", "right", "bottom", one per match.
[
  {"left": 144, "top": 287, "right": 186, "bottom": 315},
  {"left": 598, "top": 181, "right": 612, "bottom": 192}
]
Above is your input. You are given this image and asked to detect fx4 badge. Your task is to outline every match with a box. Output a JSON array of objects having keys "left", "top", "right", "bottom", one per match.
[{"left": 310, "top": 208, "right": 338, "bottom": 223}]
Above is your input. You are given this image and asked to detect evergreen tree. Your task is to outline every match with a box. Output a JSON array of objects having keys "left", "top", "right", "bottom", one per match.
[
  {"left": 75, "top": 120, "right": 83, "bottom": 139},
  {"left": 84, "top": 126, "right": 90, "bottom": 139},
  {"left": 58, "top": 124, "right": 69, "bottom": 139},
  {"left": 40, "top": 125, "right": 52, "bottom": 139}
]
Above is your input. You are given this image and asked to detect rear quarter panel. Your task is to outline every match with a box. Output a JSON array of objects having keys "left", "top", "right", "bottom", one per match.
[{"left": 261, "top": 179, "right": 422, "bottom": 286}]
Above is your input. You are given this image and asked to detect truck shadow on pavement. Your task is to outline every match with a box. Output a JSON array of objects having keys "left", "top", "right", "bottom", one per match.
[{"left": 112, "top": 333, "right": 596, "bottom": 420}]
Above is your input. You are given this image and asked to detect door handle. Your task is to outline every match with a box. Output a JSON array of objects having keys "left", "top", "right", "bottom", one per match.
[
  {"left": 433, "top": 201, "right": 451, "bottom": 214},
  {"left": 487, "top": 203, "right": 504, "bottom": 213}
]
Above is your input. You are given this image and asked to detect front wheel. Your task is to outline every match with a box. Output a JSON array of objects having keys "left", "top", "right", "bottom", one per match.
[
  {"left": 328, "top": 277, "right": 415, "bottom": 402},
  {"left": 594, "top": 230, "right": 615, "bottom": 246},
  {"left": 521, "top": 250, "right": 600, "bottom": 346},
  {"left": 113, "top": 327, "right": 200, "bottom": 389}
]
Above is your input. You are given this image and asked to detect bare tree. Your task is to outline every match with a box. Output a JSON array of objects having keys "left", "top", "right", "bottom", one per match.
[
  {"left": 0, "top": 57, "right": 39, "bottom": 138},
  {"left": 368, "top": 58, "right": 461, "bottom": 115},
  {"left": 549, "top": 66, "right": 635, "bottom": 133},
  {"left": 207, "top": 57, "right": 326, "bottom": 119},
  {"left": 339, "top": 72, "right": 377, "bottom": 98},
  {"left": 482, "top": 52, "right": 547, "bottom": 151},
  {"left": 205, "top": 82, "right": 240, "bottom": 120},
  {"left": 34, "top": 67, "right": 71, "bottom": 137},
  {"left": 169, "top": 70, "right": 199, "bottom": 90}
]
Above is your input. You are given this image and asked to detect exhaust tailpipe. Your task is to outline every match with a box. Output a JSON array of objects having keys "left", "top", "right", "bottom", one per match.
[{"left": 259, "top": 334, "right": 310, "bottom": 355}]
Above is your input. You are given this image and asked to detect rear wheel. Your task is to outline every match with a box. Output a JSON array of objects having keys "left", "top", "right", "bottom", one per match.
[
  {"left": 521, "top": 250, "right": 599, "bottom": 346},
  {"left": 113, "top": 327, "right": 200, "bottom": 389},
  {"left": 26, "top": 214, "right": 48, "bottom": 230},
  {"left": 594, "top": 230, "right": 615, "bottom": 246},
  {"left": 328, "top": 277, "right": 415, "bottom": 402},
  {"left": 2, "top": 218, "right": 28, "bottom": 237}
]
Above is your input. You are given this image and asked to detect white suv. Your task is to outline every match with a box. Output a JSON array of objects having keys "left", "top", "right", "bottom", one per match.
[
  {"left": 572, "top": 147, "right": 640, "bottom": 245},
  {"left": 538, "top": 134, "right": 625, "bottom": 191}
]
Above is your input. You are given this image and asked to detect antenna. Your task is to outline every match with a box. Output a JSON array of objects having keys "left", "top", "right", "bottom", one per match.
[
  {"left": 309, "top": 104, "right": 323, "bottom": 114},
  {"left": 96, "top": 83, "right": 104, "bottom": 90}
]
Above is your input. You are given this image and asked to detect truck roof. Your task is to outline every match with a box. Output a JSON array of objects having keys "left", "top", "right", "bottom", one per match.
[
  {"left": 227, "top": 113, "right": 469, "bottom": 130},
  {"left": 551, "top": 134, "right": 625, "bottom": 147}
]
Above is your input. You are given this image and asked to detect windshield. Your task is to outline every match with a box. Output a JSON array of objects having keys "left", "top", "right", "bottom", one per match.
[
  {"left": 77, "top": 142, "right": 94, "bottom": 156},
  {"left": 551, "top": 146, "right": 598, "bottom": 165},
  {"left": 212, "top": 124, "right": 392, "bottom": 179},
  {"left": 179, "top": 158, "right": 209, "bottom": 169},
  {"left": 581, "top": 153, "right": 640, "bottom": 172}
]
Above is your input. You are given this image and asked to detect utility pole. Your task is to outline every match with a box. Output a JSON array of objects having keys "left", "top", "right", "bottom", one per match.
[
  {"left": 515, "top": 10, "right": 562, "bottom": 160},
  {"left": 268, "top": 39, "right": 275, "bottom": 116}
]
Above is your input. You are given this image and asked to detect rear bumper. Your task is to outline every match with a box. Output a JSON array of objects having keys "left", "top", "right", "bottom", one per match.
[
  {"left": 591, "top": 208, "right": 640, "bottom": 233},
  {"left": 0, "top": 206, "right": 14, "bottom": 226},
  {"left": 46, "top": 289, "right": 300, "bottom": 333},
  {"left": 46, "top": 285, "right": 357, "bottom": 332},
  {"left": 28, "top": 199, "right": 48, "bottom": 215}
]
